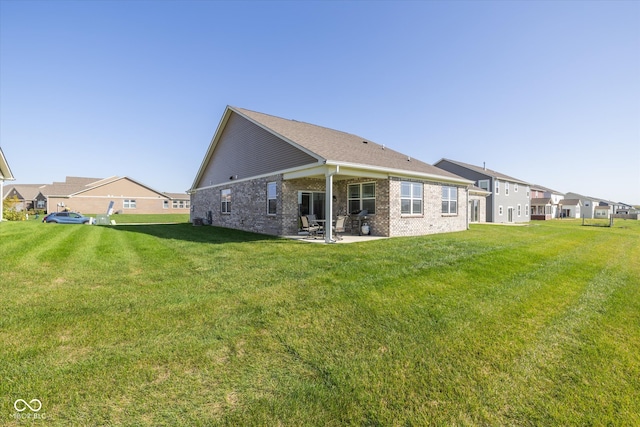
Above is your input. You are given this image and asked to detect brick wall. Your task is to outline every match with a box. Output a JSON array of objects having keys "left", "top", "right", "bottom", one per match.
[
  {"left": 47, "top": 196, "right": 190, "bottom": 215},
  {"left": 191, "top": 175, "right": 284, "bottom": 235},
  {"left": 191, "top": 175, "right": 470, "bottom": 237},
  {"left": 387, "top": 178, "right": 468, "bottom": 237}
]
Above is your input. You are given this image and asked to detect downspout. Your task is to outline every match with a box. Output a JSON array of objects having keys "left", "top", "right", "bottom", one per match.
[
  {"left": 466, "top": 189, "right": 470, "bottom": 230},
  {"left": 325, "top": 165, "right": 339, "bottom": 243}
]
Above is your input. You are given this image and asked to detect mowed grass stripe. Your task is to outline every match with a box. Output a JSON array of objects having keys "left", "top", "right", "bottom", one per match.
[{"left": 1, "top": 218, "right": 638, "bottom": 426}]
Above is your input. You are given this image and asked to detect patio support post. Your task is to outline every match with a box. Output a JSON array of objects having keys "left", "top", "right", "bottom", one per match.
[{"left": 325, "top": 166, "right": 339, "bottom": 243}]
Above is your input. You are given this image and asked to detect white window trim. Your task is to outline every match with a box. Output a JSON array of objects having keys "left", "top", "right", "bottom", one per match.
[
  {"left": 441, "top": 186, "right": 458, "bottom": 215},
  {"left": 499, "top": 205, "right": 504, "bottom": 216},
  {"left": 505, "top": 182, "right": 510, "bottom": 196},
  {"left": 267, "top": 182, "right": 277, "bottom": 216},
  {"left": 348, "top": 182, "right": 376, "bottom": 214},
  {"left": 400, "top": 181, "right": 423, "bottom": 216},
  {"left": 495, "top": 180, "right": 500, "bottom": 195},
  {"left": 221, "top": 189, "right": 231, "bottom": 214}
]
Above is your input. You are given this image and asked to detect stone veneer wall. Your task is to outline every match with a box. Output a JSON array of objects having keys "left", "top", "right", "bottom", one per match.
[
  {"left": 191, "top": 175, "right": 470, "bottom": 237},
  {"left": 191, "top": 174, "right": 284, "bottom": 236}
]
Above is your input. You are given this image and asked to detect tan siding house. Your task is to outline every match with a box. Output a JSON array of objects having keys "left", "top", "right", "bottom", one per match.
[
  {"left": 7, "top": 176, "right": 190, "bottom": 215},
  {"left": 190, "top": 106, "right": 480, "bottom": 242}
]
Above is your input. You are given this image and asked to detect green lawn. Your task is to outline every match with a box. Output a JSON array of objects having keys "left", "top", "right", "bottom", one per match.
[{"left": 1, "top": 218, "right": 638, "bottom": 426}]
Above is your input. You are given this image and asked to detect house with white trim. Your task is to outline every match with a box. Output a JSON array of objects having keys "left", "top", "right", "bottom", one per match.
[
  {"left": 4, "top": 176, "right": 191, "bottom": 215},
  {"left": 530, "top": 184, "right": 564, "bottom": 220},
  {"left": 189, "top": 106, "right": 483, "bottom": 242},
  {"left": 434, "top": 159, "right": 530, "bottom": 224}
]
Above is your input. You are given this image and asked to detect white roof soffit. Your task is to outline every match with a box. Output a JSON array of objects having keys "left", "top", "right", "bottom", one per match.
[
  {"left": 283, "top": 161, "right": 473, "bottom": 185},
  {"left": 327, "top": 161, "right": 473, "bottom": 184}
]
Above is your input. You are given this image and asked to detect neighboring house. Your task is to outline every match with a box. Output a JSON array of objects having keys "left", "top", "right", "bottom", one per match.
[
  {"left": 558, "top": 199, "right": 581, "bottom": 218},
  {"left": 0, "top": 147, "right": 16, "bottom": 221},
  {"left": 3, "top": 184, "right": 48, "bottom": 211},
  {"left": 5, "top": 176, "right": 190, "bottom": 215},
  {"left": 594, "top": 205, "right": 613, "bottom": 219},
  {"left": 434, "top": 159, "right": 531, "bottom": 224},
  {"left": 565, "top": 192, "right": 603, "bottom": 219},
  {"left": 189, "top": 106, "right": 477, "bottom": 242},
  {"left": 615, "top": 202, "right": 635, "bottom": 214},
  {"left": 529, "top": 184, "right": 564, "bottom": 220},
  {"left": 599, "top": 199, "right": 627, "bottom": 215}
]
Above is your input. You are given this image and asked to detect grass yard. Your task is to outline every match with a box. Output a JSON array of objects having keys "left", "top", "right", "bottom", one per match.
[{"left": 1, "top": 218, "right": 638, "bottom": 425}]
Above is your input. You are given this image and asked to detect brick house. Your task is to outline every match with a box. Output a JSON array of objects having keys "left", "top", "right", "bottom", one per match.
[
  {"left": 190, "top": 106, "right": 482, "bottom": 242},
  {"left": 5, "top": 176, "right": 191, "bottom": 215}
]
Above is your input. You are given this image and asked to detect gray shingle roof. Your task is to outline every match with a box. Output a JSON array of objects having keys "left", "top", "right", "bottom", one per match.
[
  {"left": 437, "top": 158, "right": 530, "bottom": 185},
  {"left": 531, "top": 198, "right": 554, "bottom": 205},
  {"left": 559, "top": 199, "right": 581, "bottom": 206},
  {"left": 3, "top": 184, "right": 46, "bottom": 200},
  {"left": 234, "top": 107, "right": 466, "bottom": 181}
]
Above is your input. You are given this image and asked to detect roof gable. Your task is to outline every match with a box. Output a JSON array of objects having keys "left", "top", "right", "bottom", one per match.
[
  {"left": 192, "top": 106, "right": 467, "bottom": 189},
  {"left": 3, "top": 184, "right": 46, "bottom": 200},
  {"left": 436, "top": 158, "right": 530, "bottom": 185}
]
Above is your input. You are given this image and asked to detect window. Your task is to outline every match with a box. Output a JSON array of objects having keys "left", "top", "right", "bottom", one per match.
[
  {"left": 514, "top": 183, "right": 519, "bottom": 192},
  {"left": 441, "top": 186, "right": 458, "bottom": 214},
  {"left": 526, "top": 187, "right": 530, "bottom": 197},
  {"left": 525, "top": 205, "right": 529, "bottom": 216},
  {"left": 37, "top": 200, "right": 45, "bottom": 209},
  {"left": 173, "top": 200, "right": 186, "bottom": 209},
  {"left": 499, "top": 205, "right": 504, "bottom": 215},
  {"left": 221, "top": 189, "right": 231, "bottom": 214},
  {"left": 163, "top": 200, "right": 169, "bottom": 209},
  {"left": 495, "top": 181, "right": 500, "bottom": 195},
  {"left": 517, "top": 204, "right": 522, "bottom": 216},
  {"left": 401, "top": 181, "right": 423, "bottom": 215},
  {"left": 348, "top": 182, "right": 376, "bottom": 214},
  {"left": 478, "top": 179, "right": 490, "bottom": 192},
  {"left": 267, "top": 182, "right": 277, "bottom": 215},
  {"left": 124, "top": 199, "right": 136, "bottom": 209},
  {"left": 505, "top": 182, "right": 510, "bottom": 196}
]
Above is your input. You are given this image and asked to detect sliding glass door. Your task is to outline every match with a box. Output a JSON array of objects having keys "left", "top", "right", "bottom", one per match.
[{"left": 299, "top": 191, "right": 325, "bottom": 220}]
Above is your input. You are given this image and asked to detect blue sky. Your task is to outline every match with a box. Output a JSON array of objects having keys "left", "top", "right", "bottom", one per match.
[{"left": 1, "top": 0, "right": 639, "bottom": 203}]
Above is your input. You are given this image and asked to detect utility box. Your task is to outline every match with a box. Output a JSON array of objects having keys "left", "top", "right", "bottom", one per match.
[{"left": 95, "top": 215, "right": 111, "bottom": 225}]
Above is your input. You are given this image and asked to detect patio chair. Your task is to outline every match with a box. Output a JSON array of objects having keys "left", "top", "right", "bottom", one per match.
[
  {"left": 306, "top": 214, "right": 324, "bottom": 235},
  {"left": 300, "top": 215, "right": 320, "bottom": 238},
  {"left": 333, "top": 215, "right": 347, "bottom": 241}
]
